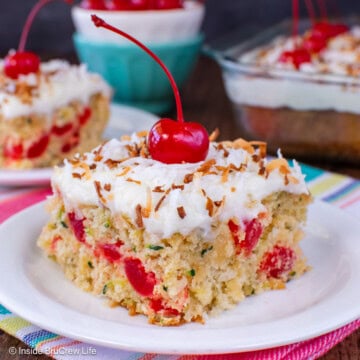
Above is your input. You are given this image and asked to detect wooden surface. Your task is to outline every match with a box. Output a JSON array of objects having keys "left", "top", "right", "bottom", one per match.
[{"left": 0, "top": 56, "right": 359, "bottom": 359}]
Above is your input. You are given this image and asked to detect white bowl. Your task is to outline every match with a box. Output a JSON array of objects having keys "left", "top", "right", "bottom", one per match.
[{"left": 71, "top": 1, "right": 205, "bottom": 44}]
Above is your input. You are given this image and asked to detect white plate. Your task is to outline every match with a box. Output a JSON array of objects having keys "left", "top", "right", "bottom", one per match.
[
  {"left": 0, "top": 201, "right": 359, "bottom": 354},
  {"left": 0, "top": 104, "right": 158, "bottom": 187}
]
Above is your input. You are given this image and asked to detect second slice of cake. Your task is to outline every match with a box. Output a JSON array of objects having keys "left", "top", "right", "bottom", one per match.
[{"left": 0, "top": 60, "right": 111, "bottom": 169}]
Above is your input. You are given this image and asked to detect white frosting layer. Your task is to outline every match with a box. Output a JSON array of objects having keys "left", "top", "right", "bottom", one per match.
[
  {"left": 0, "top": 60, "right": 112, "bottom": 119},
  {"left": 52, "top": 135, "right": 308, "bottom": 240},
  {"left": 231, "top": 27, "right": 360, "bottom": 113}
]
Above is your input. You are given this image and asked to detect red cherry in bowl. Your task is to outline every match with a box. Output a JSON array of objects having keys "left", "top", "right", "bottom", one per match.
[
  {"left": 127, "top": 0, "right": 150, "bottom": 10},
  {"left": 80, "top": 0, "right": 107, "bottom": 10},
  {"left": 4, "top": 52, "right": 40, "bottom": 79},
  {"left": 153, "top": 0, "right": 183, "bottom": 10},
  {"left": 107, "top": 0, "right": 131, "bottom": 10},
  {"left": 148, "top": 119, "right": 209, "bottom": 164}
]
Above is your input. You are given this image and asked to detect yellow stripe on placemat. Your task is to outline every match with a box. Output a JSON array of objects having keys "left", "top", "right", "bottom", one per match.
[
  {"left": 308, "top": 174, "right": 347, "bottom": 197},
  {"left": 0, "top": 317, "right": 31, "bottom": 336}
]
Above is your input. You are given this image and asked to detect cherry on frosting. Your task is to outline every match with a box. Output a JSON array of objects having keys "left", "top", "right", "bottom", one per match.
[
  {"left": 4, "top": 0, "right": 73, "bottom": 79},
  {"left": 302, "top": 35, "right": 327, "bottom": 53},
  {"left": 279, "top": 48, "right": 311, "bottom": 69},
  {"left": 91, "top": 15, "right": 209, "bottom": 164},
  {"left": 311, "top": 22, "right": 349, "bottom": 40}
]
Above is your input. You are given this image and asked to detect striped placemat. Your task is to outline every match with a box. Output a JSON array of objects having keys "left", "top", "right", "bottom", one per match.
[{"left": 0, "top": 164, "right": 359, "bottom": 360}]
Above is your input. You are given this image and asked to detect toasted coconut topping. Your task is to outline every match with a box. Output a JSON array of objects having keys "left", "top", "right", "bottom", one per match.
[
  {"left": 206, "top": 197, "right": 214, "bottom": 217},
  {"left": 135, "top": 204, "right": 144, "bottom": 228},
  {"left": 177, "top": 206, "right": 186, "bottom": 219},
  {"left": 209, "top": 128, "right": 220, "bottom": 142},
  {"left": 126, "top": 178, "right": 141, "bottom": 185},
  {"left": 117, "top": 167, "right": 131, "bottom": 177},
  {"left": 154, "top": 189, "right": 170, "bottom": 212},
  {"left": 266, "top": 158, "right": 290, "bottom": 174},
  {"left": 183, "top": 173, "right": 194, "bottom": 184},
  {"left": 94, "top": 180, "right": 106, "bottom": 203},
  {"left": 153, "top": 186, "right": 165, "bottom": 193},
  {"left": 72, "top": 173, "right": 82, "bottom": 179}
]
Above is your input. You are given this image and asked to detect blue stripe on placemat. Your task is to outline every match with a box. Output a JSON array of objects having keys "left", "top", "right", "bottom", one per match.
[
  {"left": 299, "top": 163, "right": 325, "bottom": 182},
  {"left": 322, "top": 180, "right": 360, "bottom": 203},
  {"left": 23, "top": 329, "right": 58, "bottom": 347},
  {"left": 0, "top": 304, "right": 10, "bottom": 315}
]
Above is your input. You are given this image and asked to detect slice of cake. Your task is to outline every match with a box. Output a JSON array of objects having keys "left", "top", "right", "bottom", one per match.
[
  {"left": 0, "top": 59, "right": 111, "bottom": 169},
  {"left": 37, "top": 132, "right": 311, "bottom": 326}
]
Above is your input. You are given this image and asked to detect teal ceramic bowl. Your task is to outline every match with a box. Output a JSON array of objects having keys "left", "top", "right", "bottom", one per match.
[{"left": 73, "top": 33, "right": 203, "bottom": 114}]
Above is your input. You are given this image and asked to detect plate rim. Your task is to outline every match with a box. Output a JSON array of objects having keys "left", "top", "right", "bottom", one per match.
[{"left": 0, "top": 200, "right": 359, "bottom": 354}]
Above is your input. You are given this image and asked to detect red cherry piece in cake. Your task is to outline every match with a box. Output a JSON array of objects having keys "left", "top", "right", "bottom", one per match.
[
  {"left": 259, "top": 245, "right": 296, "bottom": 278},
  {"left": 61, "top": 143, "right": 71, "bottom": 153},
  {"left": 68, "top": 212, "right": 86, "bottom": 243},
  {"left": 99, "top": 243, "right": 123, "bottom": 263},
  {"left": 51, "top": 123, "right": 73, "bottom": 136},
  {"left": 3, "top": 140, "right": 24, "bottom": 160},
  {"left": 148, "top": 119, "right": 209, "bottom": 164},
  {"left": 4, "top": 52, "right": 40, "bottom": 79},
  {"left": 79, "top": 107, "right": 92, "bottom": 126},
  {"left": 279, "top": 49, "right": 311, "bottom": 69},
  {"left": 153, "top": 0, "right": 183, "bottom": 10},
  {"left": 26, "top": 133, "right": 50, "bottom": 158},
  {"left": 244, "top": 219, "right": 263, "bottom": 254},
  {"left": 50, "top": 235, "right": 63, "bottom": 252},
  {"left": 312, "top": 22, "right": 349, "bottom": 40},
  {"left": 80, "top": 0, "right": 107, "bottom": 9},
  {"left": 124, "top": 257, "right": 156, "bottom": 297},
  {"left": 228, "top": 218, "right": 262, "bottom": 255},
  {"left": 149, "top": 298, "right": 180, "bottom": 316}
]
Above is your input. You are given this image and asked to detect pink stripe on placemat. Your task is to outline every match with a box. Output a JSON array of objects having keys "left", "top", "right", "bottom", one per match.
[
  {"left": 177, "top": 319, "right": 360, "bottom": 360},
  {"left": 0, "top": 187, "right": 51, "bottom": 223}
]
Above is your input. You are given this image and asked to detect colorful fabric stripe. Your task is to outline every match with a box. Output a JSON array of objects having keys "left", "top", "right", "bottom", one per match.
[{"left": 0, "top": 165, "right": 359, "bottom": 360}]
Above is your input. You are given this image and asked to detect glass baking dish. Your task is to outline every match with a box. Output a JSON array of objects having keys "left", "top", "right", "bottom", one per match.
[{"left": 207, "top": 19, "right": 360, "bottom": 164}]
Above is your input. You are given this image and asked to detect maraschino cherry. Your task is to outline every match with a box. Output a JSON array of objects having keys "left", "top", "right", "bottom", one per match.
[
  {"left": 152, "top": 0, "right": 183, "bottom": 10},
  {"left": 92, "top": 15, "right": 209, "bottom": 164},
  {"left": 4, "top": 0, "right": 73, "bottom": 80},
  {"left": 80, "top": 0, "right": 107, "bottom": 10}
]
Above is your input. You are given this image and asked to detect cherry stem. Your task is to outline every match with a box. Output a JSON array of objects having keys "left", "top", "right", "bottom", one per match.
[
  {"left": 329, "top": 0, "right": 341, "bottom": 19},
  {"left": 317, "top": 0, "right": 328, "bottom": 20},
  {"left": 18, "top": 0, "right": 52, "bottom": 52},
  {"left": 305, "top": 0, "right": 316, "bottom": 26},
  {"left": 292, "top": 0, "right": 299, "bottom": 37},
  {"left": 18, "top": 0, "right": 72, "bottom": 53},
  {"left": 91, "top": 15, "right": 184, "bottom": 123}
]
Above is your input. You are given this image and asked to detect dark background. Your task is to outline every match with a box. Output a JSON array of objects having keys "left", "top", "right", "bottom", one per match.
[{"left": 1, "top": 0, "right": 360, "bottom": 57}]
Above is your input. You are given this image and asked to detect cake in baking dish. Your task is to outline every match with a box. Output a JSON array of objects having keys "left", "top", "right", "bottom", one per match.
[
  {"left": 37, "top": 132, "right": 311, "bottom": 325},
  {"left": 0, "top": 59, "right": 111, "bottom": 169},
  {"left": 225, "top": 22, "right": 360, "bottom": 162}
]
